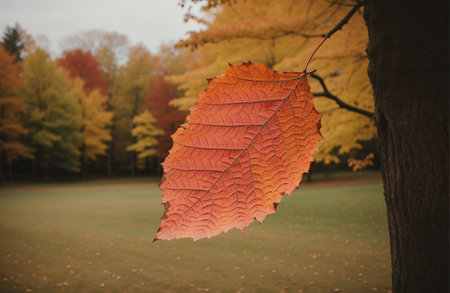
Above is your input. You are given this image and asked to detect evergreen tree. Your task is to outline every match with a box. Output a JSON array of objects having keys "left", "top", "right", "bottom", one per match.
[{"left": 0, "top": 24, "right": 25, "bottom": 62}]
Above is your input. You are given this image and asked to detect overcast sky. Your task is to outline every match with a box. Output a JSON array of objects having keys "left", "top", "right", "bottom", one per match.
[{"left": 0, "top": 0, "right": 205, "bottom": 56}]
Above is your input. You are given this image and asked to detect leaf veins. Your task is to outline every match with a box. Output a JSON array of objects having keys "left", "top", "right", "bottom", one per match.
[{"left": 155, "top": 62, "right": 322, "bottom": 241}]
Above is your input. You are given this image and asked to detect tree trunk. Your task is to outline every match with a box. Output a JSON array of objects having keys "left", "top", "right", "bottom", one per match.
[
  {"left": 44, "top": 159, "right": 49, "bottom": 180},
  {"left": 107, "top": 139, "right": 113, "bottom": 176},
  {"left": 364, "top": 2, "right": 449, "bottom": 293},
  {"left": 131, "top": 151, "right": 136, "bottom": 177},
  {"left": 31, "top": 157, "right": 36, "bottom": 180},
  {"left": 79, "top": 143, "right": 85, "bottom": 180},
  {"left": 8, "top": 162, "right": 13, "bottom": 180},
  {"left": 0, "top": 152, "right": 5, "bottom": 182}
]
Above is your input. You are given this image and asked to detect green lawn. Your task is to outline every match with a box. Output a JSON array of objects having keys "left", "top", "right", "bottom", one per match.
[{"left": 0, "top": 178, "right": 391, "bottom": 293}]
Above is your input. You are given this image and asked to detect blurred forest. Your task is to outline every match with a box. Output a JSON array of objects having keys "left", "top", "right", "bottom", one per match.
[{"left": 0, "top": 0, "right": 378, "bottom": 181}]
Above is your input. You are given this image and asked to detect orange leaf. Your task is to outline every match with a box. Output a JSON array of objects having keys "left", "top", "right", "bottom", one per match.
[{"left": 155, "top": 62, "right": 322, "bottom": 241}]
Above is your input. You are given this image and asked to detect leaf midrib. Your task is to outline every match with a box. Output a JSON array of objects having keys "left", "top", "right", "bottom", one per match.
[{"left": 167, "top": 74, "right": 305, "bottom": 228}]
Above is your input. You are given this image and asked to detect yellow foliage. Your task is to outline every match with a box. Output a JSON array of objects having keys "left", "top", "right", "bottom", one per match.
[
  {"left": 70, "top": 78, "right": 113, "bottom": 162},
  {"left": 21, "top": 49, "right": 83, "bottom": 172},
  {"left": 112, "top": 45, "right": 154, "bottom": 165},
  {"left": 119, "top": 45, "right": 153, "bottom": 99},
  {"left": 348, "top": 153, "right": 374, "bottom": 171},
  {"left": 168, "top": 0, "right": 375, "bottom": 164},
  {"left": 127, "top": 111, "right": 163, "bottom": 169}
]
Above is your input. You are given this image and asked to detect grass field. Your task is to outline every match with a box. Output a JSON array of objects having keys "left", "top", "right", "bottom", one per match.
[{"left": 0, "top": 176, "right": 391, "bottom": 293}]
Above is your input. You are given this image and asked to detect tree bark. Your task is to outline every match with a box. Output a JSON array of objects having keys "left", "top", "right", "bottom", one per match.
[
  {"left": 364, "top": 2, "right": 449, "bottom": 293},
  {"left": 0, "top": 152, "right": 4, "bottom": 182}
]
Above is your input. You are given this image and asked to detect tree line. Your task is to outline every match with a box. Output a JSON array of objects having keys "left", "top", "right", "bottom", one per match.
[{"left": 0, "top": 24, "right": 187, "bottom": 180}]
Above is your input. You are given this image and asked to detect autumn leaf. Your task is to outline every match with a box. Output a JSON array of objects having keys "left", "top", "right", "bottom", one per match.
[{"left": 155, "top": 62, "right": 322, "bottom": 241}]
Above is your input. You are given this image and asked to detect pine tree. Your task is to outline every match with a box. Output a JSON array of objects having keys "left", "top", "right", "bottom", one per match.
[{"left": 0, "top": 24, "right": 25, "bottom": 62}]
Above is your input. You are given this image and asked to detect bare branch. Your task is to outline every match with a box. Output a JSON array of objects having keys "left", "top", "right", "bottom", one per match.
[
  {"left": 323, "top": 0, "right": 363, "bottom": 37},
  {"left": 310, "top": 73, "right": 374, "bottom": 118},
  {"left": 321, "top": 0, "right": 359, "bottom": 8}
]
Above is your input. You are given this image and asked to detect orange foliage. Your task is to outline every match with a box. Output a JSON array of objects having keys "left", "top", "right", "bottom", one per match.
[
  {"left": 155, "top": 62, "right": 322, "bottom": 241},
  {"left": 57, "top": 49, "right": 108, "bottom": 95},
  {"left": 0, "top": 47, "right": 21, "bottom": 92},
  {"left": 0, "top": 47, "right": 32, "bottom": 163}
]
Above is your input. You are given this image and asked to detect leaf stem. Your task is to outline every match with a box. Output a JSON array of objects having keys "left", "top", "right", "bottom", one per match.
[
  {"left": 303, "top": 0, "right": 363, "bottom": 73},
  {"left": 303, "top": 35, "right": 329, "bottom": 73},
  {"left": 323, "top": 0, "right": 364, "bottom": 38}
]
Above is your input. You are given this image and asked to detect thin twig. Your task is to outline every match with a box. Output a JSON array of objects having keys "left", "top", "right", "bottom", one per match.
[
  {"left": 303, "top": 0, "right": 363, "bottom": 72},
  {"left": 310, "top": 73, "right": 374, "bottom": 118},
  {"left": 322, "top": 0, "right": 359, "bottom": 8},
  {"left": 303, "top": 35, "right": 329, "bottom": 72},
  {"left": 323, "top": 0, "right": 363, "bottom": 37}
]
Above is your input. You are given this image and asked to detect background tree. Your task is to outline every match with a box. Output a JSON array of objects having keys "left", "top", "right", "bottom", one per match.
[
  {"left": 21, "top": 49, "right": 82, "bottom": 177},
  {"left": 70, "top": 78, "right": 113, "bottom": 171},
  {"left": 0, "top": 47, "right": 32, "bottom": 180},
  {"left": 142, "top": 74, "right": 187, "bottom": 161},
  {"left": 364, "top": 1, "right": 448, "bottom": 292},
  {"left": 62, "top": 30, "right": 130, "bottom": 175},
  {"left": 0, "top": 23, "right": 25, "bottom": 62},
  {"left": 152, "top": 43, "right": 188, "bottom": 75},
  {"left": 61, "top": 30, "right": 130, "bottom": 102},
  {"left": 114, "top": 45, "right": 154, "bottom": 175},
  {"left": 126, "top": 110, "right": 163, "bottom": 170},
  {"left": 57, "top": 49, "right": 108, "bottom": 95},
  {"left": 169, "top": 0, "right": 375, "bottom": 167}
]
